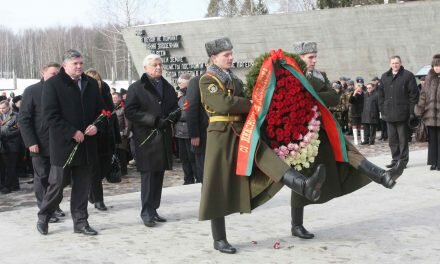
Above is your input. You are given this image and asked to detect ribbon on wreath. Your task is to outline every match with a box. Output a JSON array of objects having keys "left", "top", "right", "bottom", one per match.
[{"left": 236, "top": 49, "right": 348, "bottom": 176}]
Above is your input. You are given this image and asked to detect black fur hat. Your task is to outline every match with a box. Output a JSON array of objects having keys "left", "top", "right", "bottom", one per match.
[{"left": 432, "top": 54, "right": 440, "bottom": 67}]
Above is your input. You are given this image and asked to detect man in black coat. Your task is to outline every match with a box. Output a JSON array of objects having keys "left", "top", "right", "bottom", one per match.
[
  {"left": 36, "top": 50, "right": 104, "bottom": 236},
  {"left": 186, "top": 72, "right": 209, "bottom": 184},
  {"left": 125, "top": 54, "right": 179, "bottom": 227},
  {"left": 378, "top": 55, "right": 419, "bottom": 169},
  {"left": 19, "top": 62, "right": 66, "bottom": 220}
]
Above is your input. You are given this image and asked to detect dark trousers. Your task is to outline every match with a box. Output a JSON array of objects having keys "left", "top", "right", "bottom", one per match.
[
  {"left": 1, "top": 152, "right": 19, "bottom": 190},
  {"left": 427, "top": 126, "right": 440, "bottom": 166},
  {"left": 140, "top": 171, "right": 164, "bottom": 223},
  {"left": 380, "top": 120, "right": 388, "bottom": 139},
  {"left": 291, "top": 207, "right": 304, "bottom": 226},
  {"left": 89, "top": 154, "right": 111, "bottom": 204},
  {"left": 177, "top": 138, "right": 197, "bottom": 184},
  {"left": 191, "top": 139, "right": 206, "bottom": 183},
  {"left": 32, "top": 156, "right": 51, "bottom": 208},
  {"left": 387, "top": 121, "right": 409, "bottom": 165},
  {"left": 116, "top": 148, "right": 128, "bottom": 174},
  {"left": 365, "top": 124, "right": 377, "bottom": 144},
  {"left": 38, "top": 165, "right": 93, "bottom": 228}
]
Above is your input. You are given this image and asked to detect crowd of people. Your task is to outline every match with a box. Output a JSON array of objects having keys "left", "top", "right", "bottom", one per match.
[{"left": 0, "top": 42, "right": 438, "bottom": 254}]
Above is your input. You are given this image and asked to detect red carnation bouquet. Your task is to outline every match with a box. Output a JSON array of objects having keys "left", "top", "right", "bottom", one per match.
[
  {"left": 265, "top": 68, "right": 321, "bottom": 171},
  {"left": 237, "top": 50, "right": 347, "bottom": 176}
]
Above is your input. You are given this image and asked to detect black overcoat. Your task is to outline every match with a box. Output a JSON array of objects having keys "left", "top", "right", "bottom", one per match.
[
  {"left": 0, "top": 111, "right": 22, "bottom": 153},
  {"left": 348, "top": 92, "right": 364, "bottom": 118},
  {"left": 361, "top": 91, "right": 380, "bottom": 124},
  {"left": 186, "top": 75, "right": 209, "bottom": 142},
  {"left": 378, "top": 66, "right": 419, "bottom": 122},
  {"left": 124, "top": 73, "right": 179, "bottom": 172},
  {"left": 42, "top": 67, "right": 104, "bottom": 167},
  {"left": 97, "top": 81, "right": 121, "bottom": 155},
  {"left": 19, "top": 80, "right": 50, "bottom": 157}
]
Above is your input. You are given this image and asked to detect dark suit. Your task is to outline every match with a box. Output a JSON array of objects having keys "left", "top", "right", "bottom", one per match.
[
  {"left": 125, "top": 73, "right": 179, "bottom": 223},
  {"left": 38, "top": 67, "right": 104, "bottom": 228},
  {"left": 19, "top": 80, "right": 51, "bottom": 207}
]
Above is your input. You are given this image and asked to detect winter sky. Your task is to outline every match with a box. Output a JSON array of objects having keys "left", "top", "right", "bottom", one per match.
[{"left": 0, "top": 0, "right": 209, "bottom": 32}]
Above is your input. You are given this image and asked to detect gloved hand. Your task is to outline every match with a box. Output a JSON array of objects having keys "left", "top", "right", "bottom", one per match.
[
  {"left": 379, "top": 112, "right": 382, "bottom": 120},
  {"left": 156, "top": 118, "right": 171, "bottom": 129},
  {"left": 408, "top": 114, "right": 420, "bottom": 129}
]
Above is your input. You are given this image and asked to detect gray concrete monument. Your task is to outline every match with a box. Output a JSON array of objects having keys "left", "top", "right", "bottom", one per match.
[{"left": 123, "top": 1, "right": 440, "bottom": 84}]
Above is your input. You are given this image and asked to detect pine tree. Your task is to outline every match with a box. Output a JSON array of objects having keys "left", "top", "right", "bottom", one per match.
[
  {"left": 254, "top": 0, "right": 269, "bottom": 15},
  {"left": 206, "top": 0, "right": 223, "bottom": 17},
  {"left": 224, "top": 0, "right": 240, "bottom": 17},
  {"left": 240, "top": 0, "right": 253, "bottom": 16}
]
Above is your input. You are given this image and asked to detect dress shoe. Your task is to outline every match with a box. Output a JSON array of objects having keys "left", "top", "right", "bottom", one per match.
[
  {"left": 430, "top": 165, "right": 437, "bottom": 170},
  {"left": 37, "top": 222, "right": 48, "bottom": 235},
  {"left": 153, "top": 210, "right": 167, "bottom": 223},
  {"left": 49, "top": 216, "right": 59, "bottom": 223},
  {"left": 214, "top": 239, "right": 237, "bottom": 254},
  {"left": 54, "top": 208, "right": 65, "bottom": 217},
  {"left": 360, "top": 141, "right": 369, "bottom": 145},
  {"left": 385, "top": 162, "right": 397, "bottom": 169},
  {"left": 94, "top": 201, "right": 108, "bottom": 211},
  {"left": 0, "top": 187, "right": 11, "bottom": 194},
  {"left": 74, "top": 225, "right": 98, "bottom": 236},
  {"left": 292, "top": 225, "right": 314, "bottom": 239},
  {"left": 144, "top": 218, "right": 156, "bottom": 227}
]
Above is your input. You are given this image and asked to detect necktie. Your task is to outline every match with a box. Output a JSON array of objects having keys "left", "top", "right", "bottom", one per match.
[{"left": 74, "top": 79, "right": 81, "bottom": 91}]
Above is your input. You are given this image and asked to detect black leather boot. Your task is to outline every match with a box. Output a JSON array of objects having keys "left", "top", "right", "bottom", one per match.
[
  {"left": 211, "top": 217, "right": 236, "bottom": 254},
  {"left": 291, "top": 207, "right": 314, "bottom": 239},
  {"left": 282, "top": 164, "right": 326, "bottom": 202},
  {"left": 358, "top": 159, "right": 405, "bottom": 189}
]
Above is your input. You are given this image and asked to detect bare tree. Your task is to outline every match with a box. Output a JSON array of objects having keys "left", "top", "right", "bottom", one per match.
[
  {"left": 206, "top": 0, "right": 224, "bottom": 17},
  {"left": 97, "top": 0, "right": 156, "bottom": 85},
  {"left": 273, "top": 0, "right": 318, "bottom": 12},
  {"left": 223, "top": 0, "right": 241, "bottom": 17}
]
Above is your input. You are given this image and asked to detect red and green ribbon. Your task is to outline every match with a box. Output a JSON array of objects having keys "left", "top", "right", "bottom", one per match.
[{"left": 236, "top": 49, "right": 348, "bottom": 176}]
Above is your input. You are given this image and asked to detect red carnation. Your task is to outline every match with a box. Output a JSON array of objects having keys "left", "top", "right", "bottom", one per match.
[
  {"left": 276, "top": 134, "right": 284, "bottom": 142},
  {"left": 275, "top": 128, "right": 284, "bottom": 136},
  {"left": 277, "top": 78, "right": 286, "bottom": 88},
  {"left": 268, "top": 117, "right": 276, "bottom": 125}
]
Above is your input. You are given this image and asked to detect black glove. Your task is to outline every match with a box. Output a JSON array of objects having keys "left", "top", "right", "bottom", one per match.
[
  {"left": 156, "top": 118, "right": 171, "bottom": 129},
  {"left": 408, "top": 114, "right": 419, "bottom": 129}
]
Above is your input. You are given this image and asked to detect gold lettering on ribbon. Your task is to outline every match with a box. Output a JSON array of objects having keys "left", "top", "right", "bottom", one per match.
[{"left": 240, "top": 117, "right": 256, "bottom": 144}]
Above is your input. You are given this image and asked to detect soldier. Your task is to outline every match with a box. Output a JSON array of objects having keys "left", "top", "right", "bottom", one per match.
[
  {"left": 328, "top": 82, "right": 347, "bottom": 130},
  {"left": 198, "top": 37, "right": 326, "bottom": 254},
  {"left": 289, "top": 42, "right": 405, "bottom": 240},
  {"left": 343, "top": 80, "right": 355, "bottom": 135}
]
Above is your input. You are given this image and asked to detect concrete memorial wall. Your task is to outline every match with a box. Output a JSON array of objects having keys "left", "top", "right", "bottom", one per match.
[{"left": 123, "top": 1, "right": 440, "bottom": 85}]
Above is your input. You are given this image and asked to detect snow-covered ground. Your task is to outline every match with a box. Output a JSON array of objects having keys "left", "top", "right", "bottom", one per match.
[{"left": 0, "top": 78, "right": 131, "bottom": 96}]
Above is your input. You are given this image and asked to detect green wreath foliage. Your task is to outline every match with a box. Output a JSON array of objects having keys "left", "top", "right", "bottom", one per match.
[{"left": 244, "top": 51, "right": 307, "bottom": 98}]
